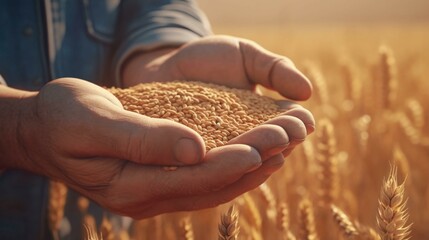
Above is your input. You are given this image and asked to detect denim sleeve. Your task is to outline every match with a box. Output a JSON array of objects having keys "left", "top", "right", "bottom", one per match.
[{"left": 113, "top": 0, "right": 212, "bottom": 86}]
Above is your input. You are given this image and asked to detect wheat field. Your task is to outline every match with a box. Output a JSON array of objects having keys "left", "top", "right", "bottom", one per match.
[{"left": 63, "top": 24, "right": 429, "bottom": 240}]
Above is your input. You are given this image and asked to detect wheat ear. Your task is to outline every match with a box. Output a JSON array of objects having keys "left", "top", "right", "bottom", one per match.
[
  {"left": 377, "top": 164, "right": 412, "bottom": 240},
  {"left": 219, "top": 205, "right": 240, "bottom": 240},
  {"left": 100, "top": 216, "right": 114, "bottom": 240},
  {"left": 83, "top": 215, "right": 101, "bottom": 240},
  {"left": 298, "top": 198, "right": 319, "bottom": 240},
  {"left": 317, "top": 119, "right": 339, "bottom": 206},
  {"left": 277, "top": 202, "right": 296, "bottom": 240},
  {"left": 48, "top": 180, "right": 68, "bottom": 240},
  {"left": 180, "top": 217, "right": 194, "bottom": 240},
  {"left": 330, "top": 204, "right": 359, "bottom": 238},
  {"left": 377, "top": 45, "right": 397, "bottom": 110}
]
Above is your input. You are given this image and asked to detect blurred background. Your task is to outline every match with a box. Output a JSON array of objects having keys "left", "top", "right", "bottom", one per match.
[
  {"left": 198, "top": 0, "right": 429, "bottom": 25},
  {"left": 182, "top": 1, "right": 429, "bottom": 239}
]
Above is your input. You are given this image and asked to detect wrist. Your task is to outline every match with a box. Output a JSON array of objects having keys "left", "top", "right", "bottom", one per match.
[{"left": 0, "top": 86, "right": 38, "bottom": 171}]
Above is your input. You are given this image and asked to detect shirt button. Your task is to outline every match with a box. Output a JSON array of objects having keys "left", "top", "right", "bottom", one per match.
[{"left": 22, "top": 27, "right": 34, "bottom": 37}]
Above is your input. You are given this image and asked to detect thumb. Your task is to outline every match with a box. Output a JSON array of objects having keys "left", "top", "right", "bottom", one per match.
[
  {"left": 88, "top": 109, "right": 206, "bottom": 166},
  {"left": 239, "top": 39, "right": 313, "bottom": 100}
]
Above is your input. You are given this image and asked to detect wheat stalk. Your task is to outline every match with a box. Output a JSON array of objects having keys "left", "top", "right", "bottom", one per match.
[
  {"left": 259, "top": 183, "right": 277, "bottom": 221},
  {"left": 377, "top": 45, "right": 397, "bottom": 110},
  {"left": 83, "top": 214, "right": 101, "bottom": 240},
  {"left": 100, "top": 216, "right": 114, "bottom": 240},
  {"left": 77, "top": 196, "right": 90, "bottom": 216},
  {"left": 298, "top": 198, "right": 319, "bottom": 240},
  {"left": 354, "top": 222, "right": 382, "bottom": 240},
  {"left": 405, "top": 99, "right": 424, "bottom": 130},
  {"left": 117, "top": 230, "right": 130, "bottom": 240},
  {"left": 47, "top": 180, "right": 68, "bottom": 240},
  {"left": 316, "top": 119, "right": 339, "bottom": 207},
  {"left": 302, "top": 62, "right": 329, "bottom": 105},
  {"left": 377, "top": 164, "right": 412, "bottom": 240},
  {"left": 219, "top": 205, "right": 240, "bottom": 240},
  {"left": 242, "top": 193, "right": 262, "bottom": 230},
  {"left": 277, "top": 202, "right": 296, "bottom": 240},
  {"left": 395, "top": 112, "right": 420, "bottom": 145},
  {"left": 180, "top": 216, "right": 194, "bottom": 240},
  {"left": 330, "top": 204, "right": 359, "bottom": 238},
  {"left": 340, "top": 59, "right": 362, "bottom": 104}
]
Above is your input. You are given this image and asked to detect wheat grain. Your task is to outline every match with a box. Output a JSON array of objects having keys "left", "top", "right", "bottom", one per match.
[{"left": 109, "top": 81, "right": 283, "bottom": 150}]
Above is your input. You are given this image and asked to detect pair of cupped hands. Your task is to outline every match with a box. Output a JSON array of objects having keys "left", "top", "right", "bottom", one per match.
[{"left": 15, "top": 36, "right": 314, "bottom": 219}]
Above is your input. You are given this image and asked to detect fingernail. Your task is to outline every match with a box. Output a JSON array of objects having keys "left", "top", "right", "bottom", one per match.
[
  {"left": 246, "top": 146, "right": 263, "bottom": 173},
  {"left": 306, "top": 124, "right": 315, "bottom": 134},
  {"left": 174, "top": 138, "right": 201, "bottom": 165}
]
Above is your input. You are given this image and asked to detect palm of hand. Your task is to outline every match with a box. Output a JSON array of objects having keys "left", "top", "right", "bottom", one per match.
[{"left": 123, "top": 35, "right": 312, "bottom": 101}]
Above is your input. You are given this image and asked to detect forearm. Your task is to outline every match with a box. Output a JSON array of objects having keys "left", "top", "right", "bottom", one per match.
[{"left": 0, "top": 85, "right": 37, "bottom": 170}]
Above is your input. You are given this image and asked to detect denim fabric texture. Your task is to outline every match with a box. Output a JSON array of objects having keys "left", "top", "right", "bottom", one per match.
[{"left": 0, "top": 0, "right": 210, "bottom": 239}]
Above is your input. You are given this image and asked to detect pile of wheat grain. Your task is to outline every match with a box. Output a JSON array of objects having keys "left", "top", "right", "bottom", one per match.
[{"left": 109, "top": 81, "right": 283, "bottom": 150}]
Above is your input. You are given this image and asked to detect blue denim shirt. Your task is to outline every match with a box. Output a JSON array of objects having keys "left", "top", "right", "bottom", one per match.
[{"left": 0, "top": 0, "right": 210, "bottom": 239}]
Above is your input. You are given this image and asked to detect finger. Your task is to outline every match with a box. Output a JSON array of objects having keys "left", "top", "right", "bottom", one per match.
[
  {"left": 227, "top": 124, "right": 289, "bottom": 160},
  {"left": 83, "top": 108, "right": 206, "bottom": 166},
  {"left": 282, "top": 107, "right": 316, "bottom": 135},
  {"left": 106, "top": 144, "right": 262, "bottom": 216},
  {"left": 239, "top": 40, "right": 312, "bottom": 100},
  {"left": 264, "top": 115, "right": 307, "bottom": 147},
  {"left": 275, "top": 100, "right": 302, "bottom": 110},
  {"left": 275, "top": 101, "right": 315, "bottom": 135},
  {"left": 282, "top": 147, "right": 295, "bottom": 158},
  {"left": 133, "top": 154, "right": 285, "bottom": 219}
]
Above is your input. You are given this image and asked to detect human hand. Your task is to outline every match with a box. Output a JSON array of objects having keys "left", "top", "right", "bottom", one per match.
[
  {"left": 121, "top": 34, "right": 314, "bottom": 145},
  {"left": 9, "top": 78, "right": 313, "bottom": 218},
  {"left": 122, "top": 35, "right": 312, "bottom": 100},
  {"left": 118, "top": 35, "right": 315, "bottom": 217}
]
